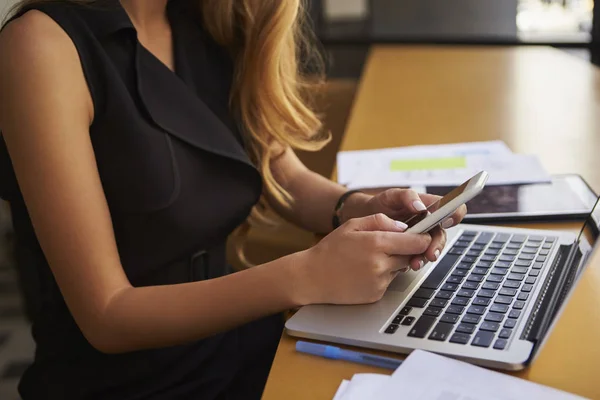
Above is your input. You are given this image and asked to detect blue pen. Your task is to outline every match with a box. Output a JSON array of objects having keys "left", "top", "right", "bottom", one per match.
[{"left": 295, "top": 341, "right": 402, "bottom": 370}]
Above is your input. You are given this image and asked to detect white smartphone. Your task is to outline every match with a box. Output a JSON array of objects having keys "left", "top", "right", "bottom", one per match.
[{"left": 404, "top": 171, "right": 489, "bottom": 234}]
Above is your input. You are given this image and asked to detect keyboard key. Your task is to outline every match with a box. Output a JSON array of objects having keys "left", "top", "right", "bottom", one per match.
[
  {"left": 529, "top": 235, "right": 544, "bottom": 242},
  {"left": 476, "top": 232, "right": 494, "bottom": 244},
  {"left": 508, "top": 309, "right": 521, "bottom": 319},
  {"left": 467, "top": 250, "right": 482, "bottom": 257},
  {"left": 500, "top": 255, "right": 516, "bottom": 262},
  {"left": 525, "top": 242, "right": 540, "bottom": 249},
  {"left": 515, "top": 260, "right": 532, "bottom": 267},
  {"left": 502, "top": 249, "right": 519, "bottom": 256},
  {"left": 487, "top": 275, "right": 504, "bottom": 283},
  {"left": 521, "top": 284, "right": 534, "bottom": 293},
  {"left": 495, "top": 261, "right": 512, "bottom": 268},
  {"left": 462, "top": 256, "right": 477, "bottom": 264},
  {"left": 480, "top": 321, "right": 500, "bottom": 332},
  {"left": 407, "top": 298, "right": 428, "bottom": 308},
  {"left": 519, "top": 254, "right": 535, "bottom": 261},
  {"left": 452, "top": 269, "right": 468, "bottom": 278},
  {"left": 489, "top": 242, "right": 504, "bottom": 249},
  {"left": 511, "top": 235, "right": 527, "bottom": 243},
  {"left": 467, "top": 305, "right": 486, "bottom": 315},
  {"left": 477, "top": 289, "right": 496, "bottom": 298},
  {"left": 457, "top": 289, "right": 475, "bottom": 298},
  {"left": 441, "top": 283, "right": 459, "bottom": 292},
  {"left": 499, "top": 288, "right": 517, "bottom": 296},
  {"left": 435, "top": 291, "right": 453, "bottom": 300},
  {"left": 483, "top": 282, "right": 500, "bottom": 290},
  {"left": 385, "top": 324, "right": 399, "bottom": 334},
  {"left": 525, "top": 276, "right": 537, "bottom": 284},
  {"left": 450, "top": 333, "right": 471, "bottom": 345},
  {"left": 449, "top": 248, "right": 465, "bottom": 255},
  {"left": 511, "top": 266, "right": 528, "bottom": 274},
  {"left": 491, "top": 268, "right": 508, "bottom": 276},
  {"left": 495, "top": 233, "right": 511, "bottom": 242},
  {"left": 441, "top": 314, "right": 460, "bottom": 324},
  {"left": 542, "top": 243, "right": 553, "bottom": 249},
  {"left": 472, "top": 268, "right": 489, "bottom": 275},
  {"left": 430, "top": 299, "right": 448, "bottom": 308},
  {"left": 453, "top": 241, "right": 471, "bottom": 248},
  {"left": 462, "top": 281, "right": 480, "bottom": 290},
  {"left": 447, "top": 276, "right": 464, "bottom": 284},
  {"left": 504, "top": 319, "right": 517, "bottom": 328},
  {"left": 546, "top": 237, "right": 557, "bottom": 243},
  {"left": 506, "top": 243, "right": 522, "bottom": 249},
  {"left": 532, "top": 262, "right": 543, "bottom": 270},
  {"left": 536, "top": 256, "right": 547, "bottom": 263},
  {"left": 429, "top": 322, "right": 454, "bottom": 341},
  {"left": 476, "top": 261, "right": 493, "bottom": 268},
  {"left": 503, "top": 280, "right": 521, "bottom": 289},
  {"left": 471, "top": 244, "right": 486, "bottom": 251},
  {"left": 451, "top": 297, "right": 470, "bottom": 306},
  {"left": 467, "top": 274, "right": 484, "bottom": 283},
  {"left": 485, "top": 249, "right": 501, "bottom": 255},
  {"left": 472, "top": 331, "right": 495, "bottom": 347},
  {"left": 495, "top": 296, "right": 513, "bottom": 305},
  {"left": 480, "top": 255, "right": 496, "bottom": 262},
  {"left": 529, "top": 270, "right": 541, "bottom": 277},
  {"left": 485, "top": 313, "right": 504, "bottom": 323},
  {"left": 490, "top": 304, "right": 509, "bottom": 313},
  {"left": 494, "top": 339, "right": 508, "bottom": 350},
  {"left": 521, "top": 248, "right": 537, "bottom": 254},
  {"left": 517, "top": 292, "right": 529, "bottom": 301},
  {"left": 408, "top": 316, "right": 437, "bottom": 338},
  {"left": 513, "top": 301, "right": 526, "bottom": 310},
  {"left": 446, "top": 305, "right": 465, "bottom": 315},
  {"left": 499, "top": 328, "right": 512, "bottom": 339},
  {"left": 462, "top": 314, "right": 481, "bottom": 324},
  {"left": 456, "top": 323, "right": 477, "bottom": 334},
  {"left": 507, "top": 273, "right": 525, "bottom": 281},
  {"left": 392, "top": 315, "right": 403, "bottom": 324},
  {"left": 424, "top": 307, "right": 443, "bottom": 317},
  {"left": 472, "top": 297, "right": 490, "bottom": 306},
  {"left": 400, "top": 306, "right": 412, "bottom": 315},
  {"left": 413, "top": 288, "right": 436, "bottom": 299},
  {"left": 539, "top": 250, "right": 550, "bottom": 256},
  {"left": 401, "top": 316, "right": 415, "bottom": 326},
  {"left": 456, "top": 262, "right": 473, "bottom": 270}
]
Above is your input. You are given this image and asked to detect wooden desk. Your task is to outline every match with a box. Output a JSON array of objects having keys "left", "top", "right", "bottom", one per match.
[{"left": 263, "top": 46, "right": 600, "bottom": 399}]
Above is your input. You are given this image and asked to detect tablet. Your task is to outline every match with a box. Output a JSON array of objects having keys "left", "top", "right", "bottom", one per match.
[{"left": 425, "top": 174, "right": 598, "bottom": 223}]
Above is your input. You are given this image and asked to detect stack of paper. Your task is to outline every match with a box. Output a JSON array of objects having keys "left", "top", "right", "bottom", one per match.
[
  {"left": 333, "top": 350, "right": 587, "bottom": 400},
  {"left": 337, "top": 141, "right": 551, "bottom": 189}
]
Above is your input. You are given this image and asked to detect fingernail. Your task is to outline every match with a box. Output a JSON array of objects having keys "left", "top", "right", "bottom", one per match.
[
  {"left": 434, "top": 249, "right": 441, "bottom": 260},
  {"left": 395, "top": 220, "right": 408, "bottom": 231},
  {"left": 413, "top": 201, "right": 427, "bottom": 212},
  {"left": 442, "top": 218, "right": 454, "bottom": 229},
  {"left": 417, "top": 259, "right": 424, "bottom": 270}
]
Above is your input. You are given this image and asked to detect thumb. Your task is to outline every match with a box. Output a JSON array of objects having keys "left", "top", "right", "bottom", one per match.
[{"left": 346, "top": 213, "right": 408, "bottom": 233}]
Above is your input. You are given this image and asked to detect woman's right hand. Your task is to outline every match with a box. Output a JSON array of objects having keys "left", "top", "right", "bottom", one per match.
[{"left": 294, "top": 213, "right": 433, "bottom": 305}]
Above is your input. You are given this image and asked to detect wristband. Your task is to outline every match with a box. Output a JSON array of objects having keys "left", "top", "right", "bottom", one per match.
[{"left": 332, "top": 190, "right": 362, "bottom": 229}]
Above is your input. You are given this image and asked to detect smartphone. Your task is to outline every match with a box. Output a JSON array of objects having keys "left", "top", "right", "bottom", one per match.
[{"left": 404, "top": 171, "right": 489, "bottom": 234}]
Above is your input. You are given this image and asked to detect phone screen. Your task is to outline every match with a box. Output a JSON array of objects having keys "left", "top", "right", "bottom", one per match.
[{"left": 404, "top": 179, "right": 471, "bottom": 228}]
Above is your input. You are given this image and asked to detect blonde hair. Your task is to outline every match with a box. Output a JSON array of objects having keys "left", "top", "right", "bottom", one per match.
[{"left": 8, "top": 0, "right": 328, "bottom": 266}]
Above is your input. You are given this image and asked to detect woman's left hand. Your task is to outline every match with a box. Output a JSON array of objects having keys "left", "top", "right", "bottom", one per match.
[{"left": 346, "top": 188, "right": 467, "bottom": 271}]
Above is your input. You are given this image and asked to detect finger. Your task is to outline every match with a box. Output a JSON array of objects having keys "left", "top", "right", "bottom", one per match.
[
  {"left": 408, "top": 255, "right": 427, "bottom": 271},
  {"left": 346, "top": 213, "right": 408, "bottom": 233},
  {"left": 380, "top": 189, "right": 428, "bottom": 213},
  {"left": 441, "top": 204, "right": 468, "bottom": 228},
  {"left": 424, "top": 226, "right": 447, "bottom": 262},
  {"left": 365, "top": 231, "right": 432, "bottom": 256},
  {"left": 416, "top": 193, "right": 443, "bottom": 207}
]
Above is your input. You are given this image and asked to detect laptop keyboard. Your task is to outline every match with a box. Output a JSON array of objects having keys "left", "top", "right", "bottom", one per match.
[{"left": 384, "top": 230, "right": 556, "bottom": 350}]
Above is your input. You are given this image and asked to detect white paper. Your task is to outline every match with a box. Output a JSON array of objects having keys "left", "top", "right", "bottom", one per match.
[
  {"left": 332, "top": 379, "right": 350, "bottom": 400},
  {"left": 324, "top": 0, "right": 369, "bottom": 21},
  {"left": 337, "top": 141, "right": 512, "bottom": 186},
  {"left": 374, "top": 350, "right": 587, "bottom": 400},
  {"left": 338, "top": 374, "right": 390, "bottom": 400}
]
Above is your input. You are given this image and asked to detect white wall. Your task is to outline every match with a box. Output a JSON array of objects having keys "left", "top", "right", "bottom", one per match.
[{"left": 1, "top": 0, "right": 21, "bottom": 24}]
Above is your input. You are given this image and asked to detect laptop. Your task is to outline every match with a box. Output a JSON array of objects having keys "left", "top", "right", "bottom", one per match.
[{"left": 286, "top": 197, "right": 600, "bottom": 371}]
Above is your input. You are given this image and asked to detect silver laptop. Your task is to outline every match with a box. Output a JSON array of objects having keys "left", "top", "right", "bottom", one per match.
[{"left": 286, "top": 197, "right": 600, "bottom": 371}]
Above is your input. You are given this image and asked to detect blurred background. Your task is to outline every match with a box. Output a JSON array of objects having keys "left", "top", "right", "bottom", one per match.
[{"left": 0, "top": 0, "right": 597, "bottom": 398}]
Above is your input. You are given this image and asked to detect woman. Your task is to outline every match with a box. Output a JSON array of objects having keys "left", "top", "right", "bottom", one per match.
[{"left": 0, "top": 0, "right": 465, "bottom": 398}]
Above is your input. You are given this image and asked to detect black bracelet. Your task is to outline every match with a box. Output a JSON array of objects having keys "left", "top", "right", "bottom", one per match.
[{"left": 332, "top": 190, "right": 363, "bottom": 229}]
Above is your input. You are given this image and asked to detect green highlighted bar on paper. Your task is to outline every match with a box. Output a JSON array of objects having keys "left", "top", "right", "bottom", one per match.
[{"left": 390, "top": 156, "right": 467, "bottom": 171}]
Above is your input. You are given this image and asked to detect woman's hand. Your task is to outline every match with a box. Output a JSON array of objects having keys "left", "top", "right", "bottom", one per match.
[
  {"left": 342, "top": 189, "right": 467, "bottom": 270},
  {"left": 294, "top": 213, "right": 432, "bottom": 305}
]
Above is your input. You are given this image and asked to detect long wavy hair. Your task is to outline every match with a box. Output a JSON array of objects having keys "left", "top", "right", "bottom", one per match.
[{"left": 7, "top": 0, "right": 328, "bottom": 266}]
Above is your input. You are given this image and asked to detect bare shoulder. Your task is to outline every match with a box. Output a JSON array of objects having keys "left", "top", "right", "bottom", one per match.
[{"left": 0, "top": 9, "right": 92, "bottom": 124}]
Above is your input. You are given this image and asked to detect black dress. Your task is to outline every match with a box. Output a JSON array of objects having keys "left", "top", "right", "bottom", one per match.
[{"left": 0, "top": 1, "right": 283, "bottom": 398}]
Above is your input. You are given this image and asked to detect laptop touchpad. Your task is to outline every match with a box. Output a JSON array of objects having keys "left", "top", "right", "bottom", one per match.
[{"left": 388, "top": 269, "right": 421, "bottom": 292}]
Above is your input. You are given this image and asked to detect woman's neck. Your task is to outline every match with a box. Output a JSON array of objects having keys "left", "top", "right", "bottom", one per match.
[{"left": 119, "top": 0, "right": 169, "bottom": 33}]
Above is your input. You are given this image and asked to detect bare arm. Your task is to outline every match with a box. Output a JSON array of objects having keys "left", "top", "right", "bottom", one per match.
[{"left": 0, "top": 11, "right": 303, "bottom": 354}]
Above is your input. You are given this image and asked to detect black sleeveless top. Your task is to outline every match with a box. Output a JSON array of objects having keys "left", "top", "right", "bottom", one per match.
[{"left": 0, "top": 1, "right": 269, "bottom": 398}]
